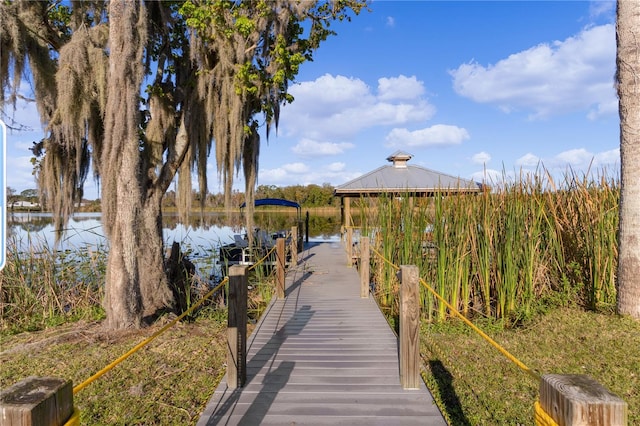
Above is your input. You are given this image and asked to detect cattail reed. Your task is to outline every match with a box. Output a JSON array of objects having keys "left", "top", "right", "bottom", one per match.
[{"left": 363, "top": 168, "right": 618, "bottom": 323}]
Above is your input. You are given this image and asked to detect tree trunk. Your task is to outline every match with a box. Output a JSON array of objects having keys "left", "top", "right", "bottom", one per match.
[
  {"left": 139, "top": 192, "right": 175, "bottom": 319},
  {"left": 102, "top": 0, "right": 174, "bottom": 329},
  {"left": 616, "top": 0, "right": 640, "bottom": 319}
]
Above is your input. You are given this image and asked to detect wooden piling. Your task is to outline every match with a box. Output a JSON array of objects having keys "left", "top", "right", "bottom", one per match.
[
  {"left": 0, "top": 377, "right": 74, "bottom": 426},
  {"left": 290, "top": 226, "right": 298, "bottom": 265},
  {"left": 360, "top": 237, "right": 370, "bottom": 298},
  {"left": 227, "top": 265, "right": 248, "bottom": 389},
  {"left": 399, "top": 265, "right": 420, "bottom": 389},
  {"left": 346, "top": 227, "right": 353, "bottom": 267},
  {"left": 538, "top": 374, "right": 627, "bottom": 425},
  {"left": 276, "top": 237, "right": 285, "bottom": 299}
]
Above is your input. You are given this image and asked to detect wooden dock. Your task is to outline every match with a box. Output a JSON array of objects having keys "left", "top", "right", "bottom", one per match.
[{"left": 197, "top": 241, "right": 446, "bottom": 425}]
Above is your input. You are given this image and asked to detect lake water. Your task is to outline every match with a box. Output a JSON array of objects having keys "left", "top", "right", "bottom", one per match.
[
  {"left": 7, "top": 211, "right": 343, "bottom": 280},
  {"left": 7, "top": 211, "right": 343, "bottom": 253}
]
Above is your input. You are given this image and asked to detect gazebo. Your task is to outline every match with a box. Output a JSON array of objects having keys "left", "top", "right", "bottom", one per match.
[{"left": 334, "top": 150, "right": 484, "bottom": 228}]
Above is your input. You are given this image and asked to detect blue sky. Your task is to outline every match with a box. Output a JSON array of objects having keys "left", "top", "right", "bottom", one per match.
[{"left": 3, "top": 1, "right": 619, "bottom": 199}]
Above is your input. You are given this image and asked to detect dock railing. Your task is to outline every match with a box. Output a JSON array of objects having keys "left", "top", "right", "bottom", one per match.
[
  {"left": 0, "top": 224, "right": 300, "bottom": 426},
  {"left": 351, "top": 234, "right": 628, "bottom": 426}
]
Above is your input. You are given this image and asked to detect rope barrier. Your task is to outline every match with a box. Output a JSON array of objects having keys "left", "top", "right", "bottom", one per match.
[
  {"left": 75, "top": 232, "right": 289, "bottom": 394},
  {"left": 370, "top": 244, "right": 558, "bottom": 425},
  {"left": 62, "top": 234, "right": 293, "bottom": 426},
  {"left": 419, "top": 276, "right": 541, "bottom": 382},
  {"left": 370, "top": 245, "right": 541, "bottom": 382},
  {"left": 534, "top": 401, "right": 558, "bottom": 426},
  {"left": 73, "top": 276, "right": 229, "bottom": 394},
  {"left": 248, "top": 242, "right": 278, "bottom": 271},
  {"left": 371, "top": 247, "right": 400, "bottom": 271}
]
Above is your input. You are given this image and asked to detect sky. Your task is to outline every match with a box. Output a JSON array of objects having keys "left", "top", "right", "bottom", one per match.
[{"left": 2, "top": 1, "right": 620, "bottom": 200}]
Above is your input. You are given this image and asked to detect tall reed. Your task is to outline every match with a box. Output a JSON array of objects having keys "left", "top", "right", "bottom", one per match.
[
  {"left": 363, "top": 168, "right": 619, "bottom": 323},
  {"left": 0, "top": 236, "right": 107, "bottom": 334}
]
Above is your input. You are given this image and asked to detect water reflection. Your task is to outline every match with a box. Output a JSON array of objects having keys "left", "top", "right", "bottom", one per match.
[
  {"left": 7, "top": 211, "right": 342, "bottom": 285},
  {"left": 7, "top": 211, "right": 343, "bottom": 253}
]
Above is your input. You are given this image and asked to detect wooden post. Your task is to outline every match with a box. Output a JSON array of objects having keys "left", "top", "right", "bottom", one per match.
[
  {"left": 305, "top": 212, "right": 309, "bottom": 244},
  {"left": 0, "top": 377, "right": 74, "bottom": 426},
  {"left": 360, "top": 237, "right": 370, "bottom": 298},
  {"left": 344, "top": 197, "right": 351, "bottom": 230},
  {"left": 276, "top": 237, "right": 285, "bottom": 299},
  {"left": 346, "top": 227, "right": 353, "bottom": 267},
  {"left": 227, "top": 265, "right": 248, "bottom": 389},
  {"left": 399, "top": 265, "right": 420, "bottom": 389},
  {"left": 290, "top": 226, "right": 298, "bottom": 265},
  {"left": 538, "top": 374, "right": 628, "bottom": 425}
]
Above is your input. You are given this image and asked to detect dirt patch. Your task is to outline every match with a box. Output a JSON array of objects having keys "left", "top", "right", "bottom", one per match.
[{"left": 0, "top": 320, "right": 165, "bottom": 358}]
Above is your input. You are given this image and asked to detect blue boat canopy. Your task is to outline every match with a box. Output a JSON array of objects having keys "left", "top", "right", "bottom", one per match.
[{"left": 240, "top": 198, "right": 301, "bottom": 212}]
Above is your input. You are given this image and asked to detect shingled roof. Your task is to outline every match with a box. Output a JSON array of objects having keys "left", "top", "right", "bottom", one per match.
[{"left": 334, "top": 151, "right": 483, "bottom": 196}]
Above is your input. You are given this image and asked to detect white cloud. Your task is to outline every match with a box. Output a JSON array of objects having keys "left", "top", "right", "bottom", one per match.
[
  {"left": 259, "top": 161, "right": 360, "bottom": 187},
  {"left": 281, "top": 74, "right": 435, "bottom": 140},
  {"left": 587, "top": 97, "right": 617, "bottom": 120},
  {"left": 450, "top": 24, "right": 616, "bottom": 119},
  {"left": 291, "top": 139, "right": 355, "bottom": 157},
  {"left": 555, "top": 148, "right": 595, "bottom": 165},
  {"left": 377, "top": 75, "right": 425, "bottom": 101},
  {"left": 2, "top": 82, "right": 44, "bottom": 133},
  {"left": 326, "top": 162, "right": 346, "bottom": 172},
  {"left": 385, "top": 124, "right": 470, "bottom": 148},
  {"left": 593, "top": 147, "right": 620, "bottom": 167},
  {"left": 515, "top": 147, "right": 619, "bottom": 178},
  {"left": 8, "top": 155, "right": 38, "bottom": 192},
  {"left": 548, "top": 147, "right": 620, "bottom": 170},
  {"left": 386, "top": 16, "right": 395, "bottom": 28},
  {"left": 590, "top": 1, "right": 615, "bottom": 19},
  {"left": 472, "top": 151, "right": 491, "bottom": 165},
  {"left": 470, "top": 168, "right": 508, "bottom": 186},
  {"left": 282, "top": 162, "right": 309, "bottom": 174},
  {"left": 516, "top": 153, "right": 541, "bottom": 167},
  {"left": 259, "top": 168, "right": 288, "bottom": 183}
]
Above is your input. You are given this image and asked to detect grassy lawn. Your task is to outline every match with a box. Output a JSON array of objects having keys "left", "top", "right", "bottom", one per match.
[
  {"left": 0, "top": 317, "right": 229, "bottom": 425},
  {"left": 421, "top": 307, "right": 639, "bottom": 425},
  {"left": 1, "top": 307, "right": 637, "bottom": 425}
]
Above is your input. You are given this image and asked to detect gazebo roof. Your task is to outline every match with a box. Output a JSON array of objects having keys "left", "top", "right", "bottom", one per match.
[{"left": 334, "top": 150, "right": 483, "bottom": 196}]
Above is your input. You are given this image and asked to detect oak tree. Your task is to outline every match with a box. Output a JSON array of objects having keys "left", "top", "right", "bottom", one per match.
[{"left": 1, "top": 0, "right": 365, "bottom": 329}]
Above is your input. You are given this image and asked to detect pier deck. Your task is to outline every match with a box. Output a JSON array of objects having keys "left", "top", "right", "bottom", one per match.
[{"left": 197, "top": 241, "right": 446, "bottom": 425}]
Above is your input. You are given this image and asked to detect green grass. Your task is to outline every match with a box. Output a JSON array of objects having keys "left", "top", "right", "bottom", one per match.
[
  {"left": 0, "top": 234, "right": 277, "bottom": 425},
  {"left": 0, "top": 317, "right": 229, "bottom": 425},
  {"left": 420, "top": 307, "right": 639, "bottom": 425},
  {"left": 1, "top": 306, "right": 635, "bottom": 425}
]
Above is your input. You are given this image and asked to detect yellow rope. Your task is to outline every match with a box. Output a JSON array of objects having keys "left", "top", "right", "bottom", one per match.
[
  {"left": 419, "top": 276, "right": 541, "bottom": 382},
  {"left": 370, "top": 246, "right": 541, "bottom": 382},
  {"left": 248, "top": 243, "right": 278, "bottom": 270},
  {"left": 73, "top": 276, "right": 229, "bottom": 394},
  {"left": 74, "top": 236, "right": 284, "bottom": 393},
  {"left": 373, "top": 244, "right": 560, "bottom": 423},
  {"left": 62, "top": 407, "right": 80, "bottom": 426},
  {"left": 72, "top": 235, "right": 291, "bottom": 419},
  {"left": 371, "top": 247, "right": 400, "bottom": 271},
  {"left": 534, "top": 401, "right": 559, "bottom": 426}
]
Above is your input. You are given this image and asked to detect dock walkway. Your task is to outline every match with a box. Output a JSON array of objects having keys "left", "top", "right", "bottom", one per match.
[{"left": 197, "top": 241, "right": 446, "bottom": 425}]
